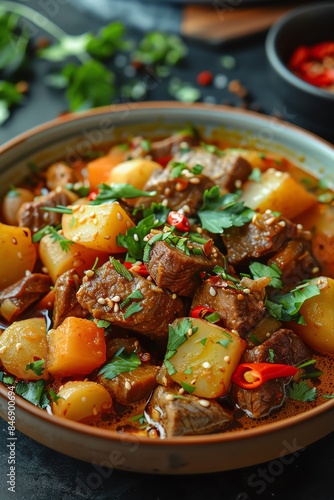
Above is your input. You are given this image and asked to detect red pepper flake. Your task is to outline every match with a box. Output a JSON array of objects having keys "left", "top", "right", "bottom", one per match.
[
  {"left": 190, "top": 305, "right": 216, "bottom": 320},
  {"left": 156, "top": 155, "right": 173, "bottom": 168},
  {"left": 288, "top": 41, "right": 334, "bottom": 90},
  {"left": 196, "top": 71, "right": 213, "bottom": 86},
  {"left": 87, "top": 190, "right": 98, "bottom": 201}
]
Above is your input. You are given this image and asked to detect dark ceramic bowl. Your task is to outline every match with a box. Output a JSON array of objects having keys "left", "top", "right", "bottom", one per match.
[{"left": 265, "top": 2, "right": 334, "bottom": 141}]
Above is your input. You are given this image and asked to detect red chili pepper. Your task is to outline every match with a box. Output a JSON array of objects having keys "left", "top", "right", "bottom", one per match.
[
  {"left": 288, "top": 46, "right": 310, "bottom": 70},
  {"left": 197, "top": 71, "right": 213, "bottom": 86},
  {"left": 310, "top": 41, "right": 334, "bottom": 60},
  {"left": 231, "top": 362, "right": 298, "bottom": 389},
  {"left": 124, "top": 261, "right": 149, "bottom": 277},
  {"left": 156, "top": 155, "right": 173, "bottom": 167},
  {"left": 190, "top": 305, "right": 216, "bottom": 320},
  {"left": 87, "top": 190, "right": 98, "bottom": 201},
  {"left": 167, "top": 211, "right": 190, "bottom": 231}
]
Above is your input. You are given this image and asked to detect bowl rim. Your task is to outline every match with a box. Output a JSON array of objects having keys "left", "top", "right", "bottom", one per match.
[
  {"left": 1, "top": 101, "right": 334, "bottom": 449},
  {"left": 265, "top": 2, "right": 334, "bottom": 101}
]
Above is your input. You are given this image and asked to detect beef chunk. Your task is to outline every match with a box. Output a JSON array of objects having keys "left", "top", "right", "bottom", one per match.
[
  {"left": 0, "top": 273, "right": 52, "bottom": 322},
  {"left": 52, "top": 269, "right": 89, "bottom": 328},
  {"left": 129, "top": 131, "right": 197, "bottom": 160},
  {"left": 17, "top": 188, "right": 75, "bottom": 233},
  {"left": 146, "top": 385, "right": 232, "bottom": 437},
  {"left": 135, "top": 174, "right": 214, "bottom": 215},
  {"left": 45, "top": 162, "right": 76, "bottom": 191},
  {"left": 98, "top": 364, "right": 159, "bottom": 404},
  {"left": 230, "top": 328, "right": 311, "bottom": 418},
  {"left": 146, "top": 237, "right": 225, "bottom": 297},
  {"left": 222, "top": 212, "right": 299, "bottom": 266},
  {"left": 191, "top": 276, "right": 269, "bottom": 336},
  {"left": 173, "top": 148, "right": 252, "bottom": 191},
  {"left": 76, "top": 261, "right": 185, "bottom": 341},
  {"left": 268, "top": 239, "right": 319, "bottom": 291}
]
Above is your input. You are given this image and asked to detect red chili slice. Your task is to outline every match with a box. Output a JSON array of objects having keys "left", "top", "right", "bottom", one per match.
[
  {"left": 190, "top": 305, "right": 216, "bottom": 319},
  {"left": 167, "top": 211, "right": 190, "bottom": 231},
  {"left": 288, "top": 46, "right": 310, "bottom": 70},
  {"left": 310, "top": 41, "right": 334, "bottom": 60},
  {"left": 156, "top": 155, "right": 173, "bottom": 167},
  {"left": 87, "top": 190, "right": 98, "bottom": 201},
  {"left": 231, "top": 362, "right": 298, "bottom": 389},
  {"left": 124, "top": 261, "right": 149, "bottom": 277}
]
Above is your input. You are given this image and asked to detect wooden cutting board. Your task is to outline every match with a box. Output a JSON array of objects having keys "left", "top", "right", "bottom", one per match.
[{"left": 181, "top": 4, "right": 295, "bottom": 42}]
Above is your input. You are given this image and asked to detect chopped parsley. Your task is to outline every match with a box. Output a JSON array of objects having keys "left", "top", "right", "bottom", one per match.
[
  {"left": 265, "top": 282, "right": 320, "bottom": 324},
  {"left": 181, "top": 381, "right": 196, "bottom": 394},
  {"left": 117, "top": 214, "right": 162, "bottom": 261},
  {"left": 49, "top": 387, "right": 63, "bottom": 404},
  {"left": 15, "top": 380, "right": 49, "bottom": 408},
  {"left": 198, "top": 187, "right": 255, "bottom": 234},
  {"left": 123, "top": 301, "right": 143, "bottom": 319},
  {"left": 288, "top": 380, "right": 317, "bottom": 402},
  {"left": 0, "top": 372, "right": 15, "bottom": 385},
  {"left": 32, "top": 225, "right": 74, "bottom": 252},
  {"left": 110, "top": 258, "right": 133, "bottom": 281},
  {"left": 201, "top": 142, "right": 224, "bottom": 156},
  {"left": 26, "top": 359, "right": 45, "bottom": 377},
  {"left": 98, "top": 347, "right": 141, "bottom": 380},
  {"left": 88, "top": 183, "right": 156, "bottom": 205},
  {"left": 249, "top": 262, "right": 283, "bottom": 289},
  {"left": 268, "top": 349, "right": 275, "bottom": 363},
  {"left": 120, "top": 289, "right": 143, "bottom": 309}
]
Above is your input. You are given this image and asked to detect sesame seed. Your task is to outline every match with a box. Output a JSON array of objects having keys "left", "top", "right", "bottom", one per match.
[
  {"left": 166, "top": 394, "right": 174, "bottom": 401},
  {"left": 235, "top": 179, "right": 242, "bottom": 188},
  {"left": 81, "top": 396, "right": 87, "bottom": 403},
  {"left": 133, "top": 233, "right": 139, "bottom": 242},
  {"left": 265, "top": 209, "right": 272, "bottom": 214},
  {"left": 198, "top": 399, "right": 210, "bottom": 408},
  {"left": 196, "top": 227, "right": 203, "bottom": 234},
  {"left": 164, "top": 187, "right": 171, "bottom": 196},
  {"left": 85, "top": 269, "right": 94, "bottom": 278},
  {"left": 72, "top": 235, "right": 80, "bottom": 242},
  {"left": 243, "top": 288, "right": 251, "bottom": 294},
  {"left": 274, "top": 171, "right": 283, "bottom": 177},
  {"left": 209, "top": 286, "right": 217, "bottom": 297},
  {"left": 231, "top": 329, "right": 239, "bottom": 336},
  {"left": 12, "top": 237, "right": 17, "bottom": 245},
  {"left": 104, "top": 235, "right": 111, "bottom": 240},
  {"left": 224, "top": 356, "right": 230, "bottom": 363},
  {"left": 190, "top": 177, "right": 200, "bottom": 184},
  {"left": 16, "top": 343, "right": 22, "bottom": 352},
  {"left": 178, "top": 387, "right": 185, "bottom": 395},
  {"left": 106, "top": 299, "right": 114, "bottom": 309},
  {"left": 134, "top": 340, "right": 139, "bottom": 348},
  {"left": 42, "top": 267, "right": 48, "bottom": 274},
  {"left": 146, "top": 276, "right": 152, "bottom": 282},
  {"left": 143, "top": 235, "right": 150, "bottom": 242},
  {"left": 187, "top": 328, "right": 193, "bottom": 336},
  {"left": 25, "top": 270, "right": 32, "bottom": 276},
  {"left": 266, "top": 332, "right": 271, "bottom": 337},
  {"left": 111, "top": 295, "right": 121, "bottom": 302},
  {"left": 126, "top": 220, "right": 132, "bottom": 228},
  {"left": 97, "top": 297, "right": 106, "bottom": 305},
  {"left": 92, "top": 406, "right": 98, "bottom": 416},
  {"left": 267, "top": 168, "right": 275, "bottom": 174},
  {"left": 251, "top": 213, "right": 259, "bottom": 224},
  {"left": 278, "top": 220, "right": 286, "bottom": 227},
  {"left": 182, "top": 204, "right": 191, "bottom": 213},
  {"left": 176, "top": 182, "right": 184, "bottom": 191},
  {"left": 72, "top": 205, "right": 80, "bottom": 212},
  {"left": 79, "top": 205, "right": 85, "bottom": 213},
  {"left": 266, "top": 217, "right": 276, "bottom": 225},
  {"left": 172, "top": 293, "right": 177, "bottom": 299},
  {"left": 17, "top": 252, "right": 23, "bottom": 259},
  {"left": 125, "top": 381, "right": 132, "bottom": 390},
  {"left": 117, "top": 211, "right": 123, "bottom": 221},
  {"left": 202, "top": 361, "right": 211, "bottom": 369},
  {"left": 154, "top": 219, "right": 159, "bottom": 224},
  {"left": 297, "top": 223, "right": 303, "bottom": 230},
  {"left": 312, "top": 267, "right": 320, "bottom": 274},
  {"left": 161, "top": 199, "right": 168, "bottom": 207},
  {"left": 114, "top": 303, "right": 119, "bottom": 313}
]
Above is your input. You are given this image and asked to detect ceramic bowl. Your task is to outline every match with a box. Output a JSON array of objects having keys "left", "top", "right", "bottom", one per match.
[
  {"left": 1, "top": 102, "right": 334, "bottom": 474},
  {"left": 265, "top": 2, "right": 334, "bottom": 141}
]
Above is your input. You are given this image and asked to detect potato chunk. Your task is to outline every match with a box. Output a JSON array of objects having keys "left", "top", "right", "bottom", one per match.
[
  {"left": 39, "top": 234, "right": 109, "bottom": 283},
  {"left": 240, "top": 169, "right": 317, "bottom": 219},
  {"left": 0, "top": 317, "right": 48, "bottom": 380},
  {"left": 107, "top": 159, "right": 162, "bottom": 190},
  {"left": 62, "top": 202, "right": 134, "bottom": 253},
  {"left": 52, "top": 381, "right": 112, "bottom": 421},
  {"left": 293, "top": 277, "right": 334, "bottom": 355},
  {"left": 0, "top": 223, "right": 37, "bottom": 290},
  {"left": 166, "top": 317, "right": 247, "bottom": 398}
]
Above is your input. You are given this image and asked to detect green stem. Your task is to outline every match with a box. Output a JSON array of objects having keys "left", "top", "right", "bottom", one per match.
[{"left": 1, "top": 1, "right": 88, "bottom": 63}]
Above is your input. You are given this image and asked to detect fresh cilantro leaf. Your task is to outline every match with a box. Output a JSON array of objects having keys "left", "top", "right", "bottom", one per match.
[
  {"left": 134, "top": 31, "right": 187, "bottom": 66},
  {"left": 120, "top": 289, "right": 143, "bottom": 309},
  {"left": 164, "top": 359, "right": 176, "bottom": 376},
  {"left": 249, "top": 262, "right": 283, "bottom": 289},
  {"left": 200, "top": 338, "right": 207, "bottom": 346},
  {"left": 48, "top": 60, "right": 116, "bottom": 112},
  {"left": 16, "top": 380, "right": 49, "bottom": 408},
  {"left": 26, "top": 359, "right": 45, "bottom": 376},
  {"left": 86, "top": 22, "right": 128, "bottom": 59},
  {"left": 288, "top": 380, "right": 317, "bottom": 402},
  {"left": 49, "top": 387, "right": 63, "bottom": 404},
  {"left": 198, "top": 186, "right": 254, "bottom": 234},
  {"left": 89, "top": 183, "right": 156, "bottom": 205},
  {"left": 98, "top": 347, "right": 141, "bottom": 380},
  {"left": 140, "top": 202, "right": 169, "bottom": 224},
  {"left": 32, "top": 225, "right": 74, "bottom": 252},
  {"left": 117, "top": 214, "right": 160, "bottom": 261},
  {"left": 265, "top": 283, "right": 320, "bottom": 324},
  {"left": 97, "top": 319, "right": 112, "bottom": 329},
  {"left": 0, "top": 371, "right": 15, "bottom": 385},
  {"left": 123, "top": 301, "right": 143, "bottom": 319},
  {"left": 165, "top": 318, "right": 196, "bottom": 361}
]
